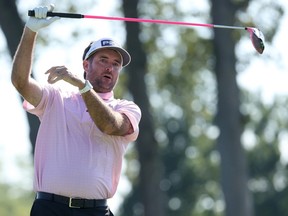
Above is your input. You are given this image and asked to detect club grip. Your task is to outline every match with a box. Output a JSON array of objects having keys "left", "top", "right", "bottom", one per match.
[{"left": 28, "top": 10, "right": 84, "bottom": 19}]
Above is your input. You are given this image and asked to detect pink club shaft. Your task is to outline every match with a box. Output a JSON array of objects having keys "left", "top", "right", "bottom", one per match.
[
  {"left": 27, "top": 10, "right": 264, "bottom": 53},
  {"left": 84, "top": 14, "right": 215, "bottom": 28}
]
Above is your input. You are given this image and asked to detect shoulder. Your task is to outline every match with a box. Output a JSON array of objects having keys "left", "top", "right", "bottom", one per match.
[
  {"left": 114, "top": 99, "right": 141, "bottom": 112},
  {"left": 114, "top": 99, "right": 141, "bottom": 124}
]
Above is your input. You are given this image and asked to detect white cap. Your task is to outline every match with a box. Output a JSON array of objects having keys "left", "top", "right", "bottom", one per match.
[{"left": 83, "top": 38, "right": 131, "bottom": 67}]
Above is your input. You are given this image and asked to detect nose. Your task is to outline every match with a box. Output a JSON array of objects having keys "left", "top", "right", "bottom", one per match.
[
  {"left": 105, "top": 61, "right": 118, "bottom": 72},
  {"left": 105, "top": 65, "right": 113, "bottom": 72}
]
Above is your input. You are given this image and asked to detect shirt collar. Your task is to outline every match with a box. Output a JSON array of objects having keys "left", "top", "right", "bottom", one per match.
[{"left": 97, "top": 91, "right": 114, "bottom": 101}]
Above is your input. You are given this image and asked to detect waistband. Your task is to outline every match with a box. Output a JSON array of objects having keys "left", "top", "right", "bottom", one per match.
[{"left": 36, "top": 192, "right": 107, "bottom": 208}]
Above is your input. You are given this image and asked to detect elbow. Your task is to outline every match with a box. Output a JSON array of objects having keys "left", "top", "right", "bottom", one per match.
[
  {"left": 11, "top": 72, "right": 28, "bottom": 92},
  {"left": 97, "top": 120, "right": 121, "bottom": 136},
  {"left": 11, "top": 74, "right": 19, "bottom": 88},
  {"left": 11, "top": 73, "right": 19, "bottom": 89},
  {"left": 11, "top": 73, "right": 22, "bottom": 90},
  {"left": 11, "top": 66, "right": 20, "bottom": 88},
  {"left": 99, "top": 124, "right": 116, "bottom": 135},
  {"left": 98, "top": 119, "right": 129, "bottom": 136}
]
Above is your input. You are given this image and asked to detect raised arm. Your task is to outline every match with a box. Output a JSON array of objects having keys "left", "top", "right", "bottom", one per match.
[
  {"left": 11, "top": 27, "right": 42, "bottom": 106},
  {"left": 43, "top": 65, "right": 135, "bottom": 137},
  {"left": 11, "top": 5, "right": 59, "bottom": 107}
]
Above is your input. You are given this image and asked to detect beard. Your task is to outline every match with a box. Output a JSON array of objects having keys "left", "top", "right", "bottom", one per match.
[{"left": 90, "top": 76, "right": 117, "bottom": 93}]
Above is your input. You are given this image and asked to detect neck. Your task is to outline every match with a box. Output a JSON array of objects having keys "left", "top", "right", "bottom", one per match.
[{"left": 97, "top": 91, "right": 114, "bottom": 100}]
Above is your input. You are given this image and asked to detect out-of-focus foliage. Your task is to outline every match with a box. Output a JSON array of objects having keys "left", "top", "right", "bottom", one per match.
[
  {"left": 242, "top": 94, "right": 288, "bottom": 216},
  {"left": 0, "top": 0, "right": 287, "bottom": 215},
  {"left": 0, "top": 183, "right": 34, "bottom": 216},
  {"left": 119, "top": 0, "right": 287, "bottom": 216}
]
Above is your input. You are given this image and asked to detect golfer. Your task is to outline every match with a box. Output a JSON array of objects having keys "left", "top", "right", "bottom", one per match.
[{"left": 11, "top": 4, "right": 141, "bottom": 216}]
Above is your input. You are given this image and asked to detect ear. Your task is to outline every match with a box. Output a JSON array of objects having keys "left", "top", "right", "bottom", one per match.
[{"left": 83, "top": 60, "right": 89, "bottom": 71}]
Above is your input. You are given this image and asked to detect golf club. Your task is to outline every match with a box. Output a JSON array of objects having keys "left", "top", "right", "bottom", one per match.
[{"left": 28, "top": 10, "right": 265, "bottom": 54}]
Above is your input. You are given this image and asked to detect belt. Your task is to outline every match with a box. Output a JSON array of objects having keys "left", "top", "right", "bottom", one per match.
[{"left": 36, "top": 192, "right": 107, "bottom": 208}]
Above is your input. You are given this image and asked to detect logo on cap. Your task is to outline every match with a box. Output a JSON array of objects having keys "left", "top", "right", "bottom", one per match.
[{"left": 101, "top": 40, "right": 115, "bottom": 47}]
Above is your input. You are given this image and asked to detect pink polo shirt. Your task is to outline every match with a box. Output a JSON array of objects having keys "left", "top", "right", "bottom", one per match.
[{"left": 23, "top": 85, "right": 141, "bottom": 199}]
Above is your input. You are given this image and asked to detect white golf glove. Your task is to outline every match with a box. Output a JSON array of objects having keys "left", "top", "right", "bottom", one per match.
[{"left": 26, "top": 4, "right": 60, "bottom": 32}]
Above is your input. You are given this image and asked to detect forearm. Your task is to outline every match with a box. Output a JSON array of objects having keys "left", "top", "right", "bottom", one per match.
[
  {"left": 11, "top": 27, "right": 36, "bottom": 89},
  {"left": 82, "top": 90, "right": 132, "bottom": 136}
]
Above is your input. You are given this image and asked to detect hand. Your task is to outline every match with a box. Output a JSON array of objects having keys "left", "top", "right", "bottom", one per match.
[
  {"left": 45, "top": 66, "right": 69, "bottom": 84},
  {"left": 26, "top": 4, "right": 60, "bottom": 32},
  {"left": 45, "top": 66, "right": 84, "bottom": 88}
]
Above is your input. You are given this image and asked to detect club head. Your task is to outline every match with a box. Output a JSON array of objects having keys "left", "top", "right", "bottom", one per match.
[{"left": 246, "top": 27, "right": 265, "bottom": 54}]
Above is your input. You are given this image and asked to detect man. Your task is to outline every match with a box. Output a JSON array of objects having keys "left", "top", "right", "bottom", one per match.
[{"left": 11, "top": 4, "right": 141, "bottom": 216}]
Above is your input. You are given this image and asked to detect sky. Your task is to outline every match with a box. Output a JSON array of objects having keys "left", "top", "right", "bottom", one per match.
[{"left": 0, "top": 0, "right": 288, "bottom": 213}]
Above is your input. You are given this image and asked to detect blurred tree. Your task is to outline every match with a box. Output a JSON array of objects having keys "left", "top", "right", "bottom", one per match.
[
  {"left": 0, "top": 0, "right": 40, "bottom": 155},
  {"left": 121, "top": 0, "right": 167, "bottom": 215},
  {"left": 211, "top": 0, "right": 284, "bottom": 216},
  {"left": 119, "top": 0, "right": 286, "bottom": 216},
  {"left": 0, "top": 0, "right": 287, "bottom": 216},
  {"left": 211, "top": 0, "right": 253, "bottom": 215},
  {"left": 242, "top": 94, "right": 288, "bottom": 216},
  {"left": 120, "top": 1, "right": 219, "bottom": 215}
]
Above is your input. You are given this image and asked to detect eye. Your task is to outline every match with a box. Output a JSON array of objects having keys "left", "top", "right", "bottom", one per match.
[
  {"left": 113, "top": 62, "right": 121, "bottom": 68},
  {"left": 99, "top": 58, "right": 108, "bottom": 64}
]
